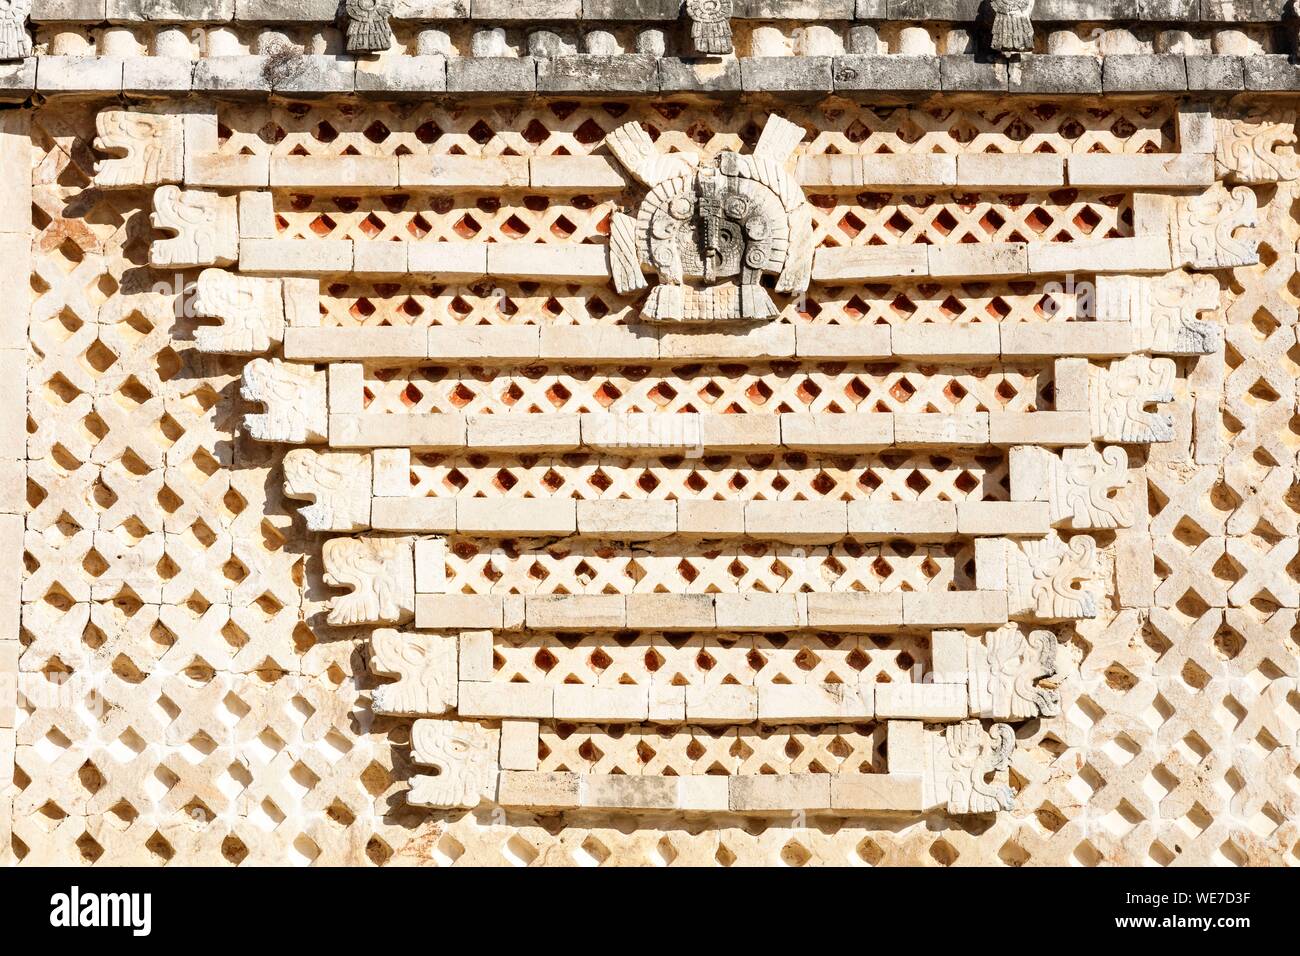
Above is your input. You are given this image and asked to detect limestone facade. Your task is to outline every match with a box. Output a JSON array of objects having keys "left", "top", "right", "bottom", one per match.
[{"left": 0, "top": 1, "right": 1298, "bottom": 866}]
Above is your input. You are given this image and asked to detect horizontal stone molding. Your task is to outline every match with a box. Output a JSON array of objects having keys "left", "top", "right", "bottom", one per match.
[
  {"left": 412, "top": 589, "right": 1012, "bottom": 630},
  {"left": 283, "top": 321, "right": 1146, "bottom": 364},
  {"left": 492, "top": 769, "right": 929, "bottom": 814},
  {"left": 4, "top": 53, "right": 1298, "bottom": 100},
  {"left": 26, "top": 0, "right": 1296, "bottom": 25},
  {"left": 366, "top": 495, "right": 1053, "bottom": 540},
  {"left": 325, "top": 409, "right": 1099, "bottom": 453}
]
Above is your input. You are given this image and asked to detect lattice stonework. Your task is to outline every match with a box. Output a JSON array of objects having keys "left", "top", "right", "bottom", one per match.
[{"left": 2, "top": 74, "right": 1298, "bottom": 867}]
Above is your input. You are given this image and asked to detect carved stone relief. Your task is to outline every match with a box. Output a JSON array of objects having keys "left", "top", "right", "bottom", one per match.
[
  {"left": 929, "top": 720, "right": 1016, "bottom": 815},
  {"left": 968, "top": 626, "right": 1061, "bottom": 720},
  {"left": 322, "top": 535, "right": 415, "bottom": 627},
  {"left": 192, "top": 269, "right": 286, "bottom": 356},
  {"left": 1174, "top": 183, "right": 1260, "bottom": 270},
  {"left": 606, "top": 115, "right": 813, "bottom": 323},
  {"left": 150, "top": 187, "right": 239, "bottom": 269},
  {"left": 1011, "top": 444, "right": 1133, "bottom": 530},
  {"left": 343, "top": 0, "right": 394, "bottom": 54},
  {"left": 240, "top": 358, "right": 328, "bottom": 444},
  {"left": 1095, "top": 272, "right": 1222, "bottom": 356},
  {"left": 1007, "top": 534, "right": 1102, "bottom": 621},
  {"left": 686, "top": 0, "right": 734, "bottom": 56},
  {"left": 92, "top": 109, "right": 184, "bottom": 188},
  {"left": 369, "top": 629, "right": 457, "bottom": 717},
  {"left": 989, "top": 0, "right": 1034, "bottom": 55},
  {"left": 0, "top": 0, "right": 31, "bottom": 61},
  {"left": 1214, "top": 112, "right": 1298, "bottom": 184},
  {"left": 1092, "top": 356, "right": 1177, "bottom": 444},
  {"left": 408, "top": 719, "right": 500, "bottom": 810},
  {"left": 283, "top": 449, "right": 372, "bottom": 533}
]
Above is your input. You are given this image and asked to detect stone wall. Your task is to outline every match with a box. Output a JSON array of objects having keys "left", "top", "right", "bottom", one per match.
[{"left": 1, "top": 1, "right": 1297, "bottom": 866}]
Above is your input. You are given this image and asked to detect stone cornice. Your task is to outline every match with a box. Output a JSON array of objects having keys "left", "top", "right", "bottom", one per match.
[
  {"left": 8, "top": 51, "right": 1300, "bottom": 97},
  {"left": 21, "top": 0, "right": 1300, "bottom": 25}
]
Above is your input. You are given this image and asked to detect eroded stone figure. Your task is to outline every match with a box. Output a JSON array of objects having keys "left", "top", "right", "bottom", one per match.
[
  {"left": 1093, "top": 356, "right": 1176, "bottom": 444},
  {"left": 606, "top": 115, "right": 813, "bottom": 323},
  {"left": 1175, "top": 183, "right": 1260, "bottom": 270},
  {"left": 989, "top": 0, "right": 1034, "bottom": 54},
  {"left": 1013, "top": 444, "right": 1132, "bottom": 530},
  {"left": 1096, "top": 273, "right": 1221, "bottom": 356},
  {"left": 686, "top": 0, "right": 733, "bottom": 55},
  {"left": 344, "top": 0, "right": 393, "bottom": 53}
]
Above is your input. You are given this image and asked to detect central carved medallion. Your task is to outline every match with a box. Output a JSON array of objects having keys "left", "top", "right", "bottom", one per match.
[{"left": 606, "top": 115, "right": 814, "bottom": 323}]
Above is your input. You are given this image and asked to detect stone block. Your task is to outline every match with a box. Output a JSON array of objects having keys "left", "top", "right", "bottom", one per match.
[
  {"left": 744, "top": 500, "right": 847, "bottom": 542},
  {"left": 1009, "top": 55, "right": 1101, "bottom": 95},
  {"left": 697, "top": 414, "right": 783, "bottom": 451},
  {"left": 677, "top": 500, "right": 746, "bottom": 537},
  {"left": 283, "top": 327, "right": 425, "bottom": 361},
  {"left": 415, "top": 594, "right": 505, "bottom": 629},
  {"left": 988, "top": 411, "right": 1091, "bottom": 447},
  {"left": 458, "top": 681, "right": 553, "bottom": 719},
  {"left": 428, "top": 326, "right": 540, "bottom": 361},
  {"left": 465, "top": 413, "right": 581, "bottom": 452},
  {"left": 892, "top": 323, "right": 999, "bottom": 360},
  {"left": 803, "top": 592, "right": 904, "bottom": 629},
  {"left": 892, "top": 413, "right": 988, "bottom": 446},
  {"left": 330, "top": 413, "right": 466, "bottom": 449},
  {"left": 538, "top": 54, "right": 658, "bottom": 93},
  {"left": 449, "top": 57, "right": 536, "bottom": 93},
  {"left": 830, "top": 773, "right": 924, "bottom": 811},
  {"left": 1103, "top": 54, "right": 1187, "bottom": 92},
  {"left": 833, "top": 55, "right": 939, "bottom": 92},
  {"left": 927, "top": 242, "right": 1028, "bottom": 278},
  {"left": 497, "top": 772, "right": 581, "bottom": 809},
  {"left": 458, "top": 629, "right": 496, "bottom": 682},
  {"left": 758, "top": 683, "right": 872, "bottom": 722},
  {"left": 847, "top": 500, "right": 957, "bottom": 538},
  {"left": 742, "top": 56, "right": 833, "bottom": 93},
  {"left": 780, "top": 413, "right": 893, "bottom": 452},
  {"left": 525, "top": 594, "right": 625, "bottom": 629},
  {"left": 901, "top": 590, "right": 1008, "bottom": 627},
  {"left": 714, "top": 593, "right": 804, "bottom": 631},
  {"left": 582, "top": 775, "right": 677, "bottom": 810},
  {"left": 626, "top": 594, "right": 716, "bottom": 629},
  {"left": 685, "top": 685, "right": 758, "bottom": 722},
  {"left": 956, "top": 501, "right": 1052, "bottom": 536},
  {"left": 371, "top": 497, "right": 456, "bottom": 532},
  {"left": 576, "top": 499, "right": 677, "bottom": 539},
  {"left": 730, "top": 774, "right": 830, "bottom": 812},
  {"left": 457, "top": 497, "right": 577, "bottom": 535},
  {"left": 875, "top": 682, "right": 968, "bottom": 720},
  {"left": 499, "top": 720, "right": 540, "bottom": 771},
  {"left": 887, "top": 721, "right": 928, "bottom": 776},
  {"left": 399, "top": 154, "right": 529, "bottom": 188},
  {"left": 812, "top": 245, "right": 929, "bottom": 280},
  {"left": 956, "top": 153, "right": 1064, "bottom": 188},
  {"left": 554, "top": 685, "right": 650, "bottom": 722}
]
